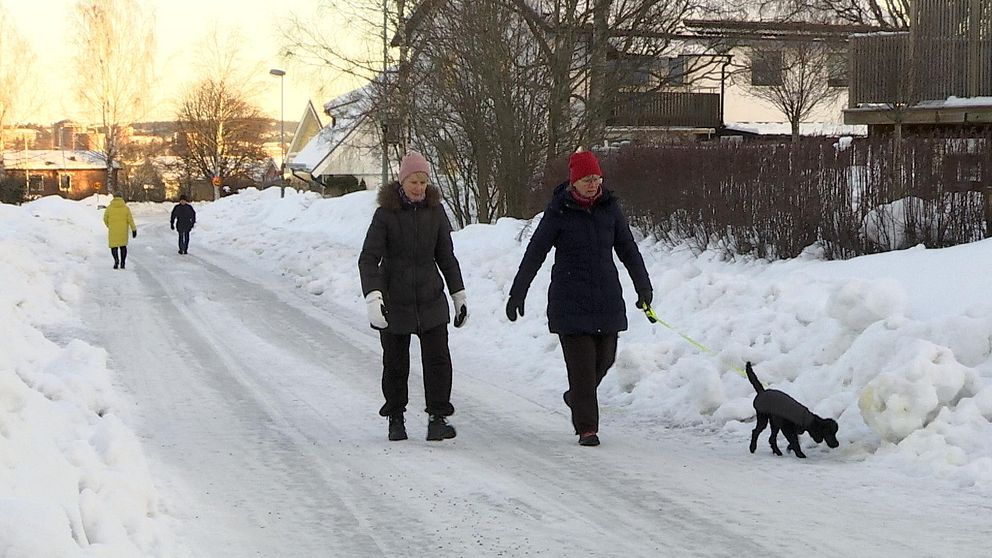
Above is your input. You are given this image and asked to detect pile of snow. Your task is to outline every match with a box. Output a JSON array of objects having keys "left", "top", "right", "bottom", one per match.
[
  {"left": 4, "top": 188, "right": 991, "bottom": 556},
  {"left": 0, "top": 198, "right": 168, "bottom": 556},
  {"left": 197, "top": 187, "right": 992, "bottom": 490}
]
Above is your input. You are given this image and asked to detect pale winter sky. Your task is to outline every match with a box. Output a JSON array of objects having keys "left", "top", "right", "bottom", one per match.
[{"left": 7, "top": 0, "right": 367, "bottom": 126}]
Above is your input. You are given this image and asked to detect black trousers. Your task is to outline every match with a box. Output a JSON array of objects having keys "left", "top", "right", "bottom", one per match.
[
  {"left": 559, "top": 332, "right": 618, "bottom": 435},
  {"left": 378, "top": 324, "right": 455, "bottom": 418},
  {"left": 111, "top": 246, "right": 128, "bottom": 267},
  {"left": 177, "top": 228, "right": 191, "bottom": 253}
]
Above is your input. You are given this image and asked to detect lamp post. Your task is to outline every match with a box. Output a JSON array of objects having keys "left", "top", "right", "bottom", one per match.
[{"left": 269, "top": 68, "right": 286, "bottom": 198}]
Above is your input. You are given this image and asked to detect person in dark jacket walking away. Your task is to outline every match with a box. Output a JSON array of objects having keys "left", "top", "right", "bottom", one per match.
[
  {"left": 506, "top": 149, "right": 652, "bottom": 447},
  {"left": 358, "top": 150, "right": 469, "bottom": 442},
  {"left": 170, "top": 194, "right": 196, "bottom": 254}
]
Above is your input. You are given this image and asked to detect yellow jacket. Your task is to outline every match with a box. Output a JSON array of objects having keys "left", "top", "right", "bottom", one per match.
[{"left": 103, "top": 197, "right": 136, "bottom": 248}]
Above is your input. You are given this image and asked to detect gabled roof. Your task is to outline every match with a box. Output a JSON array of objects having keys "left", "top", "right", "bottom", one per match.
[
  {"left": 1, "top": 150, "right": 121, "bottom": 170},
  {"left": 286, "top": 101, "right": 323, "bottom": 162},
  {"left": 289, "top": 83, "right": 378, "bottom": 176}
]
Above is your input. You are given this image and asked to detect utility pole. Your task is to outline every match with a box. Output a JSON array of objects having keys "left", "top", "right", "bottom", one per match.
[{"left": 270, "top": 68, "right": 287, "bottom": 198}]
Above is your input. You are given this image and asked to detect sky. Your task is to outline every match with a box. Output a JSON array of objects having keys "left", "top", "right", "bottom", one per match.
[
  {"left": 5, "top": 0, "right": 366, "bottom": 125},
  {"left": 2, "top": 188, "right": 991, "bottom": 555}
]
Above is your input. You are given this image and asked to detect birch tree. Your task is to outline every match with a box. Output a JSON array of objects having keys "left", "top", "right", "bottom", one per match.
[
  {"left": 70, "top": 0, "right": 156, "bottom": 194},
  {"left": 0, "top": 3, "right": 37, "bottom": 152}
]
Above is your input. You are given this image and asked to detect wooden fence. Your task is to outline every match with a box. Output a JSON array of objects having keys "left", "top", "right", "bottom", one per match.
[
  {"left": 607, "top": 91, "right": 721, "bottom": 128},
  {"left": 850, "top": 0, "right": 992, "bottom": 106}
]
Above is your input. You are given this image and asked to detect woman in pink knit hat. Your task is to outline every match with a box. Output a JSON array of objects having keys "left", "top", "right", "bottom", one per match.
[
  {"left": 506, "top": 148, "right": 652, "bottom": 447},
  {"left": 358, "top": 150, "right": 468, "bottom": 442}
]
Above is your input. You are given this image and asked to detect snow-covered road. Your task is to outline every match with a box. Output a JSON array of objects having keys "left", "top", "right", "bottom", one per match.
[{"left": 78, "top": 210, "right": 991, "bottom": 557}]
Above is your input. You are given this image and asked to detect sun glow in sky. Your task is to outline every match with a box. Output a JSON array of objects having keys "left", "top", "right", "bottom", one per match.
[{"left": 7, "top": 0, "right": 365, "bottom": 125}]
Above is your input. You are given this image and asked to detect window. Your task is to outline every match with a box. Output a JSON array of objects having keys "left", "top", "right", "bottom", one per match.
[
  {"left": 28, "top": 174, "right": 44, "bottom": 195},
  {"left": 667, "top": 56, "right": 687, "bottom": 86},
  {"left": 59, "top": 174, "right": 72, "bottom": 192},
  {"left": 827, "top": 53, "right": 848, "bottom": 88},
  {"left": 751, "top": 50, "right": 783, "bottom": 87},
  {"left": 613, "top": 56, "right": 652, "bottom": 88}
]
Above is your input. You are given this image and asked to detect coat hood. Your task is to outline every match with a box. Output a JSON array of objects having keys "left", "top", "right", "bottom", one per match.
[
  {"left": 377, "top": 181, "right": 442, "bottom": 210},
  {"left": 109, "top": 197, "right": 126, "bottom": 207}
]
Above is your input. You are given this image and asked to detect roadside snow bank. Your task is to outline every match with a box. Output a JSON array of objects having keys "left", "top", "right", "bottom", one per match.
[
  {"left": 0, "top": 198, "right": 169, "bottom": 556},
  {"left": 198, "top": 188, "right": 992, "bottom": 490}
]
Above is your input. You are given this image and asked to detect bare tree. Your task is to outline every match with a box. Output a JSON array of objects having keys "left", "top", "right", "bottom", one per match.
[
  {"left": 743, "top": 41, "right": 846, "bottom": 142},
  {"left": 70, "top": 0, "right": 156, "bottom": 195},
  {"left": 175, "top": 79, "right": 268, "bottom": 200},
  {"left": 751, "top": 0, "right": 910, "bottom": 28},
  {"left": 508, "top": 0, "right": 706, "bottom": 158},
  {"left": 406, "top": 0, "right": 549, "bottom": 223},
  {"left": 0, "top": 3, "right": 37, "bottom": 152},
  {"left": 281, "top": 0, "right": 715, "bottom": 221}
]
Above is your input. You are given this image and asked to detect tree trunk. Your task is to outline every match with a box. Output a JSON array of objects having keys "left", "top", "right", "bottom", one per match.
[{"left": 584, "top": 0, "right": 611, "bottom": 145}]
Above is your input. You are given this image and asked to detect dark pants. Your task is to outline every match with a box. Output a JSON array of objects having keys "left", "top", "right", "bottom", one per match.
[
  {"left": 111, "top": 246, "right": 128, "bottom": 268},
  {"left": 378, "top": 324, "right": 455, "bottom": 418},
  {"left": 559, "top": 333, "right": 618, "bottom": 435},
  {"left": 177, "top": 228, "right": 191, "bottom": 253}
]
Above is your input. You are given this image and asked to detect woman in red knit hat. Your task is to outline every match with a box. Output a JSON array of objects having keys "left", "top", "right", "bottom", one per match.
[{"left": 506, "top": 148, "right": 652, "bottom": 446}]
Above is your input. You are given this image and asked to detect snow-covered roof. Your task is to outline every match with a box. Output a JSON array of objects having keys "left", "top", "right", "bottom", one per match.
[
  {"left": 1, "top": 150, "right": 121, "bottom": 170},
  {"left": 290, "top": 83, "right": 379, "bottom": 176},
  {"left": 725, "top": 122, "right": 868, "bottom": 137},
  {"left": 917, "top": 96, "right": 992, "bottom": 109}
]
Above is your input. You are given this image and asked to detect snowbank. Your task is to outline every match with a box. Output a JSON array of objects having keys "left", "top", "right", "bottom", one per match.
[
  {"left": 0, "top": 198, "right": 168, "bottom": 556},
  {"left": 198, "top": 187, "right": 992, "bottom": 490}
]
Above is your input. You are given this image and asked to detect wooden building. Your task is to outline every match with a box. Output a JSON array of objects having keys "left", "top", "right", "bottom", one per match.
[
  {"left": 1, "top": 150, "right": 119, "bottom": 200},
  {"left": 845, "top": 0, "right": 992, "bottom": 134}
]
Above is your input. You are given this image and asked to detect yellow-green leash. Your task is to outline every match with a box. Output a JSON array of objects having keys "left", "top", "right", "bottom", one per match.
[{"left": 640, "top": 303, "right": 748, "bottom": 379}]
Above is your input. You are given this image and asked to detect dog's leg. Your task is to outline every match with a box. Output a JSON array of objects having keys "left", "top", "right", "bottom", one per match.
[
  {"left": 768, "top": 423, "right": 783, "bottom": 456},
  {"left": 750, "top": 414, "right": 768, "bottom": 454},
  {"left": 782, "top": 424, "right": 806, "bottom": 458}
]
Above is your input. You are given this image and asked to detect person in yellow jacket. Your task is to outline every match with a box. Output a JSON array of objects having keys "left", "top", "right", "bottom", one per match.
[{"left": 103, "top": 195, "right": 137, "bottom": 269}]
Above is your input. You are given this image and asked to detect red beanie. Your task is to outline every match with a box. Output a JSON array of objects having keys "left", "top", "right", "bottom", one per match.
[{"left": 569, "top": 150, "right": 602, "bottom": 184}]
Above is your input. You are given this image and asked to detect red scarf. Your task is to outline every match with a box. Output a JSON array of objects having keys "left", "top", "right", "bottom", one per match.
[{"left": 569, "top": 185, "right": 602, "bottom": 208}]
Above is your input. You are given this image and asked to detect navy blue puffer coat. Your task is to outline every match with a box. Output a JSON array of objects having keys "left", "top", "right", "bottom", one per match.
[{"left": 509, "top": 183, "right": 652, "bottom": 334}]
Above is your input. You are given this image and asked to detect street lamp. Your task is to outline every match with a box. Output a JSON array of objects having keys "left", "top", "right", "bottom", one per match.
[{"left": 269, "top": 68, "right": 286, "bottom": 198}]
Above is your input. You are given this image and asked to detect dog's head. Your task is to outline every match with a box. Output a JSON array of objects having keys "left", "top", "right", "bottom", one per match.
[{"left": 809, "top": 417, "right": 840, "bottom": 448}]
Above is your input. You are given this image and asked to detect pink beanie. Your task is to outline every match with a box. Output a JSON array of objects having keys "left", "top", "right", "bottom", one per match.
[{"left": 398, "top": 150, "right": 431, "bottom": 183}]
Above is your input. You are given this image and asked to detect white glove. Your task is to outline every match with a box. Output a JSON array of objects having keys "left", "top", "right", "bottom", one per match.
[
  {"left": 451, "top": 290, "right": 468, "bottom": 328},
  {"left": 366, "top": 291, "right": 388, "bottom": 330}
]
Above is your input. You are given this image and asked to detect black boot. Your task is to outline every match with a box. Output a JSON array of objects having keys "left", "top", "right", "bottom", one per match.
[
  {"left": 578, "top": 432, "right": 600, "bottom": 446},
  {"left": 426, "top": 415, "right": 456, "bottom": 441},
  {"left": 388, "top": 414, "right": 407, "bottom": 441}
]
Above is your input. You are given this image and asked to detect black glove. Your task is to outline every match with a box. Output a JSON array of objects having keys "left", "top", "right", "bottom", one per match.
[
  {"left": 171, "top": 224, "right": 175, "bottom": 230},
  {"left": 505, "top": 294, "right": 525, "bottom": 322},
  {"left": 636, "top": 290, "right": 653, "bottom": 309},
  {"left": 132, "top": 230, "right": 137, "bottom": 239}
]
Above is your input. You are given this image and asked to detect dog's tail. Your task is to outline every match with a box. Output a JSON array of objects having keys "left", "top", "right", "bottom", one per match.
[{"left": 745, "top": 361, "right": 764, "bottom": 393}]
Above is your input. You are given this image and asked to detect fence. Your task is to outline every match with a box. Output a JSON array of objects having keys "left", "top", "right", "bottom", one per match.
[
  {"left": 533, "top": 133, "right": 992, "bottom": 260},
  {"left": 849, "top": 0, "right": 992, "bottom": 107},
  {"left": 606, "top": 91, "right": 721, "bottom": 128}
]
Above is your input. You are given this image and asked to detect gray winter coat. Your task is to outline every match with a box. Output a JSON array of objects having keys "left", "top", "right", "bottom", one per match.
[{"left": 358, "top": 182, "right": 465, "bottom": 334}]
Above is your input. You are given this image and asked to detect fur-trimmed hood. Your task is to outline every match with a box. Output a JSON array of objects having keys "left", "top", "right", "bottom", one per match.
[{"left": 377, "top": 181, "right": 442, "bottom": 210}]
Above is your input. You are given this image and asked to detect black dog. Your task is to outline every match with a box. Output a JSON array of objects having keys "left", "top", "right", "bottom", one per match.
[{"left": 746, "top": 362, "right": 839, "bottom": 458}]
